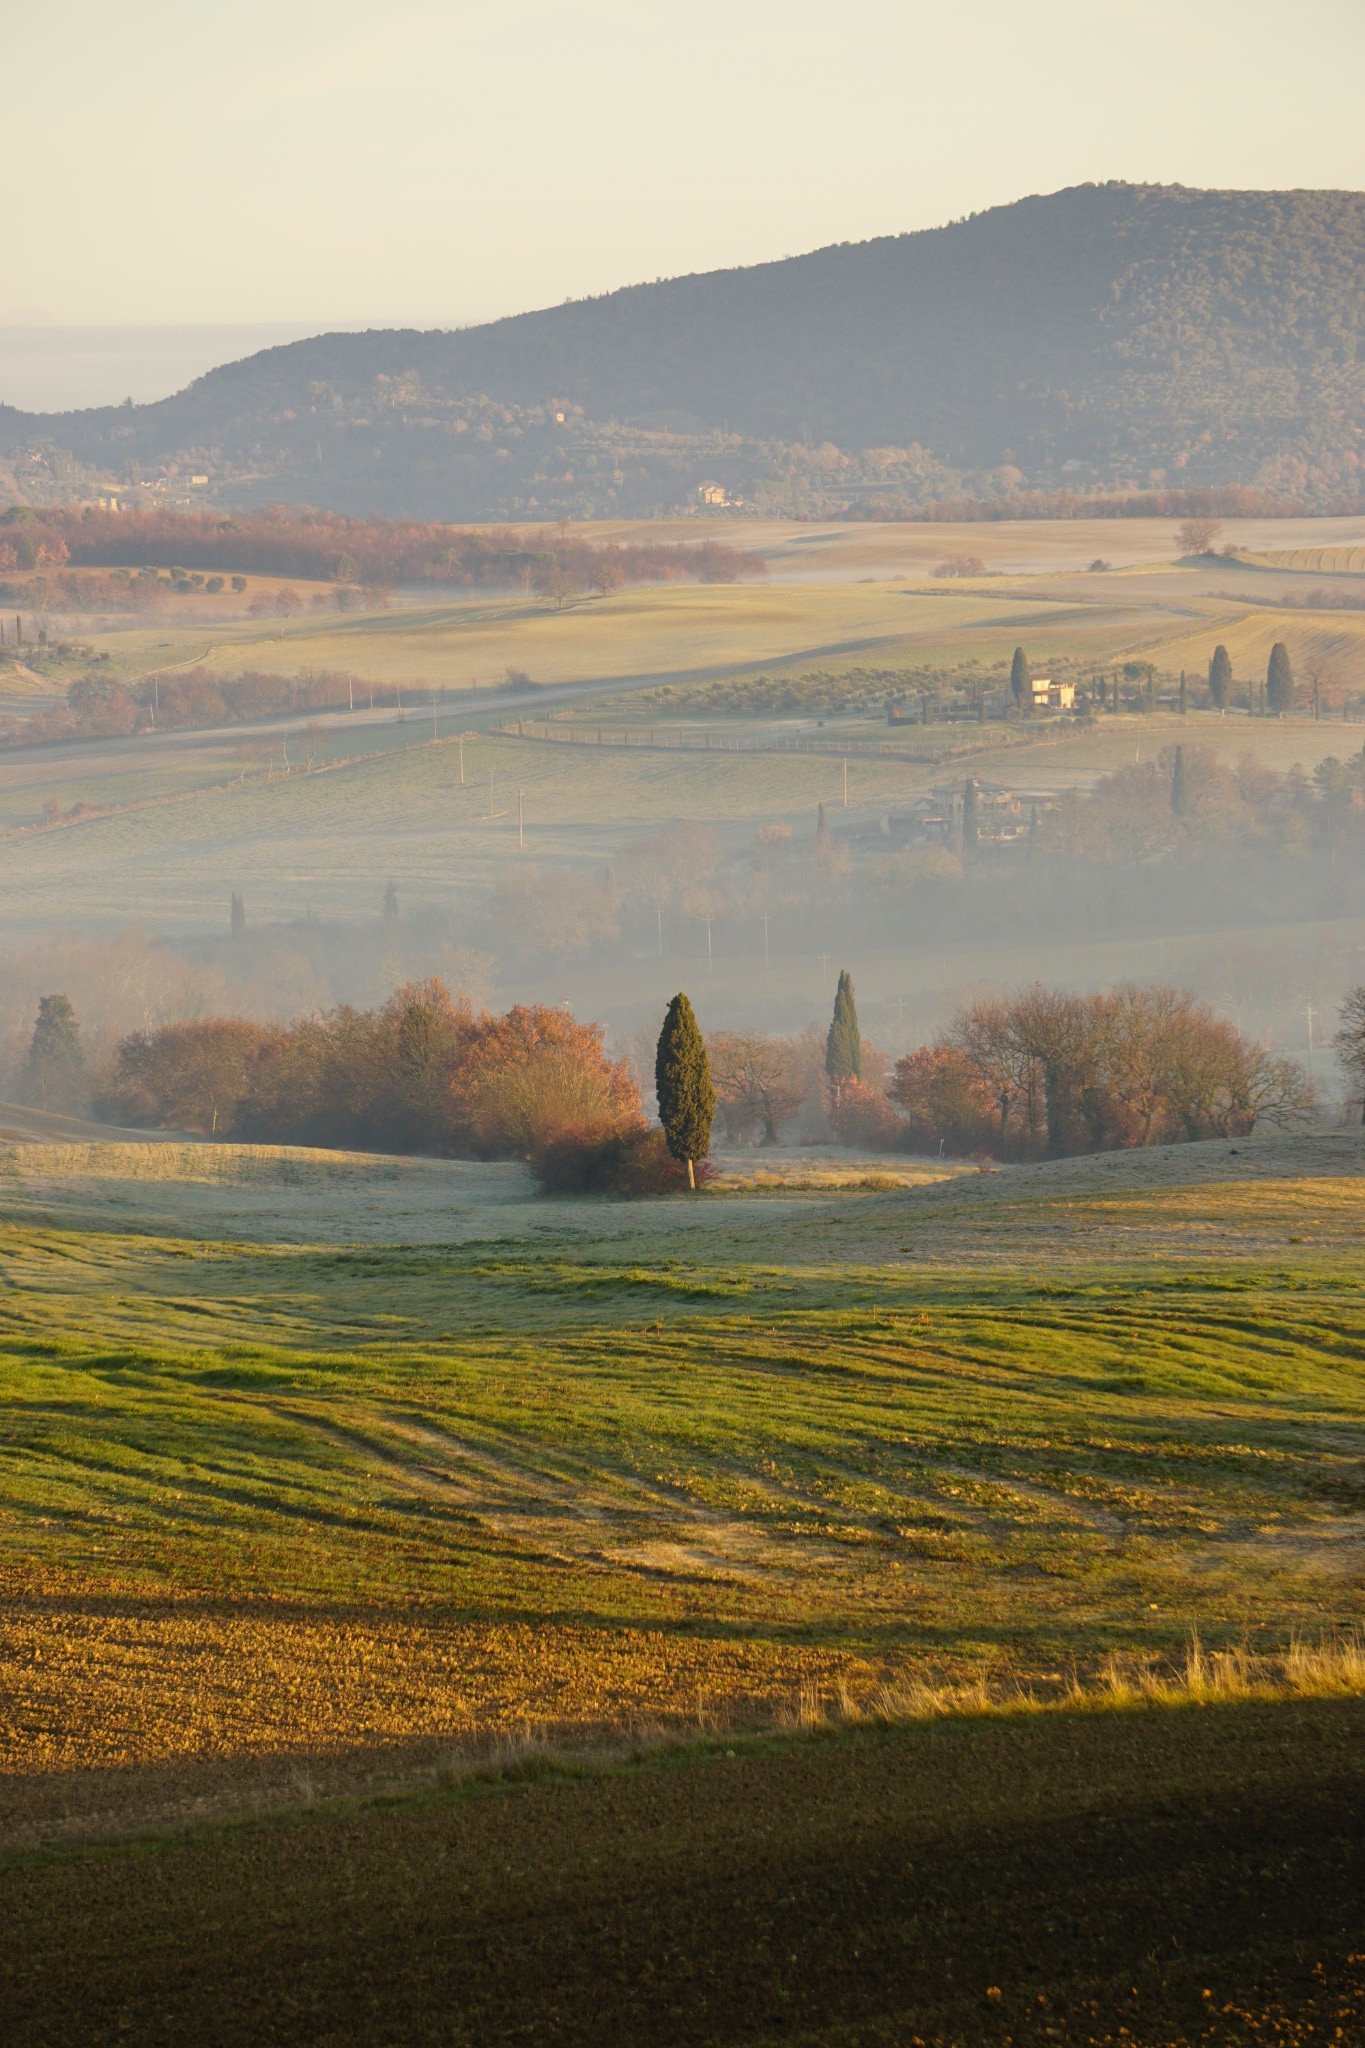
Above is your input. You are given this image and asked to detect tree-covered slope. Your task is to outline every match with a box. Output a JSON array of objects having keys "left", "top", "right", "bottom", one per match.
[{"left": 4, "top": 183, "right": 1363, "bottom": 518}]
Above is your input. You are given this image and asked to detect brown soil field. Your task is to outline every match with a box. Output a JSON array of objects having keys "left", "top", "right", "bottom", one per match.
[{"left": 0, "top": 1699, "right": 1359, "bottom": 2048}]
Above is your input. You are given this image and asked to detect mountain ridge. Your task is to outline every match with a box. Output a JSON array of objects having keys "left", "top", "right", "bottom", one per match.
[{"left": 5, "top": 182, "right": 1364, "bottom": 521}]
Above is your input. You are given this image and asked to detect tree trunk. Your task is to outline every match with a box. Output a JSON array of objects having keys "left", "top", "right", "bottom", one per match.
[{"left": 686, "top": 1158, "right": 696, "bottom": 1191}]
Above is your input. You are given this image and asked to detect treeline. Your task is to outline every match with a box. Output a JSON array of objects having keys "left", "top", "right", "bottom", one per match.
[
  {"left": 0, "top": 505, "right": 757, "bottom": 590},
  {"left": 4, "top": 668, "right": 381, "bottom": 749},
  {"left": 842, "top": 484, "right": 1309, "bottom": 525},
  {"left": 96, "top": 980, "right": 692, "bottom": 1188},
  {"left": 700, "top": 983, "right": 1313, "bottom": 1163},
  {"left": 884, "top": 985, "right": 1314, "bottom": 1160}
]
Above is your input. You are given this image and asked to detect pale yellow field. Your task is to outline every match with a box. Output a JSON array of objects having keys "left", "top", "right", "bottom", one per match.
[
  {"left": 98, "top": 583, "right": 1072, "bottom": 693},
  {"left": 1142, "top": 605, "right": 1365, "bottom": 692}
]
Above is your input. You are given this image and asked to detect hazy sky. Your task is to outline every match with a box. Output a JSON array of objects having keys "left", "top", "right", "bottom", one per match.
[{"left": 9, "top": 0, "right": 1365, "bottom": 333}]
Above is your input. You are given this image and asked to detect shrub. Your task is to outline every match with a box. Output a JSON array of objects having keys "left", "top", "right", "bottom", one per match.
[{"left": 529, "top": 1125, "right": 703, "bottom": 1196}]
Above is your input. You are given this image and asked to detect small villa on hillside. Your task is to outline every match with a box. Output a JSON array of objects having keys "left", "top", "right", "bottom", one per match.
[{"left": 1030, "top": 676, "right": 1075, "bottom": 711}]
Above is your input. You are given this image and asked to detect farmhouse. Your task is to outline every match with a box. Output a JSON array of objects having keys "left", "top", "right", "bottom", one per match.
[{"left": 1030, "top": 676, "right": 1075, "bottom": 711}]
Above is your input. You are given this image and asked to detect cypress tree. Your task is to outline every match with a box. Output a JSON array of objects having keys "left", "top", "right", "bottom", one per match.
[
  {"left": 1267, "top": 642, "right": 1294, "bottom": 717},
  {"left": 26, "top": 994, "right": 83, "bottom": 1105},
  {"left": 383, "top": 880, "right": 399, "bottom": 923},
  {"left": 1178, "top": 670, "right": 1188, "bottom": 716},
  {"left": 1208, "top": 645, "right": 1231, "bottom": 712},
  {"left": 230, "top": 891, "right": 246, "bottom": 940},
  {"left": 28, "top": 994, "right": 82, "bottom": 1073},
  {"left": 825, "top": 969, "right": 862, "bottom": 1091},
  {"left": 961, "top": 778, "right": 980, "bottom": 855},
  {"left": 655, "top": 992, "right": 714, "bottom": 1191},
  {"left": 814, "top": 802, "right": 833, "bottom": 861},
  {"left": 1009, "top": 645, "right": 1030, "bottom": 713},
  {"left": 1171, "top": 744, "right": 1186, "bottom": 817}
]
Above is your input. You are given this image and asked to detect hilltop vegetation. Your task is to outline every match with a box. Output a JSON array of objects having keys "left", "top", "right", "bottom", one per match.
[{"left": 3, "top": 184, "right": 1364, "bottom": 519}]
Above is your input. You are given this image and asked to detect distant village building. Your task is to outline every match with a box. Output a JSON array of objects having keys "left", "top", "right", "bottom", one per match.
[
  {"left": 882, "top": 779, "right": 1064, "bottom": 848},
  {"left": 697, "top": 481, "right": 732, "bottom": 507},
  {"left": 1029, "top": 676, "right": 1075, "bottom": 711}
]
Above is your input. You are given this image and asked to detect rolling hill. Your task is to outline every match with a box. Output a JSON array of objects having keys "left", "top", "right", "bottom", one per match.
[{"left": 4, "top": 183, "right": 1364, "bottom": 521}]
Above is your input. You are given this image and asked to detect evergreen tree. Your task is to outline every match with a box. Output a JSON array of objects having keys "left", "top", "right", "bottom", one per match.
[
  {"left": 814, "top": 802, "right": 833, "bottom": 861},
  {"left": 825, "top": 969, "right": 862, "bottom": 1090},
  {"left": 26, "top": 994, "right": 83, "bottom": 1106},
  {"left": 230, "top": 892, "right": 246, "bottom": 940},
  {"left": 1009, "top": 645, "right": 1030, "bottom": 713},
  {"left": 1208, "top": 644, "right": 1232, "bottom": 712},
  {"left": 1171, "top": 744, "right": 1186, "bottom": 817},
  {"left": 655, "top": 993, "right": 714, "bottom": 1191},
  {"left": 1178, "top": 670, "right": 1188, "bottom": 716},
  {"left": 383, "top": 880, "right": 399, "bottom": 923},
  {"left": 1267, "top": 642, "right": 1295, "bottom": 716},
  {"left": 961, "top": 778, "right": 980, "bottom": 854}
]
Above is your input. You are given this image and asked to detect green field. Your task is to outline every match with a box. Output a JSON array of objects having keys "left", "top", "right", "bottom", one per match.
[
  {"left": 1, "top": 1125, "right": 1362, "bottom": 2043},
  {"left": 2, "top": 1128, "right": 1360, "bottom": 1803}
]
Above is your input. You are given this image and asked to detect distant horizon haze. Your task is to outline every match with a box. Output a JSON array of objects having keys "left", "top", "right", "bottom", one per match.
[{"left": 7, "top": 0, "right": 1364, "bottom": 330}]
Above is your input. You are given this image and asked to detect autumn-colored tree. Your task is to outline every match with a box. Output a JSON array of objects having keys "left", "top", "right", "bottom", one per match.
[
  {"left": 1176, "top": 518, "right": 1221, "bottom": 557},
  {"left": 709, "top": 1031, "right": 802, "bottom": 1145}
]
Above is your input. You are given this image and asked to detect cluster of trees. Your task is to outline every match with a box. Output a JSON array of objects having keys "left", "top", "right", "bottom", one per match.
[
  {"left": 98, "top": 982, "right": 641, "bottom": 1159},
  {"left": 0, "top": 506, "right": 756, "bottom": 593},
  {"left": 1040, "top": 743, "right": 1365, "bottom": 865},
  {"left": 891, "top": 986, "right": 1314, "bottom": 1157},
  {"left": 707, "top": 979, "right": 1318, "bottom": 1161},
  {"left": 1, "top": 666, "right": 490, "bottom": 752},
  {"left": 17, "top": 967, "right": 1360, "bottom": 1196},
  {"left": 92, "top": 978, "right": 724, "bottom": 1197}
]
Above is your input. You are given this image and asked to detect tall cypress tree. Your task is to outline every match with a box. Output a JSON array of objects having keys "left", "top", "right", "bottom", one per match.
[
  {"left": 230, "top": 891, "right": 246, "bottom": 940},
  {"left": 825, "top": 969, "right": 862, "bottom": 1091},
  {"left": 1171, "top": 744, "right": 1186, "bottom": 817},
  {"left": 1009, "top": 646, "right": 1031, "bottom": 714},
  {"left": 961, "top": 778, "right": 980, "bottom": 855},
  {"left": 1178, "top": 671, "right": 1188, "bottom": 716},
  {"left": 814, "top": 802, "right": 833, "bottom": 861},
  {"left": 1267, "top": 642, "right": 1295, "bottom": 717},
  {"left": 26, "top": 994, "right": 84, "bottom": 1107},
  {"left": 655, "top": 993, "right": 714, "bottom": 1191},
  {"left": 1208, "top": 645, "right": 1232, "bottom": 712}
]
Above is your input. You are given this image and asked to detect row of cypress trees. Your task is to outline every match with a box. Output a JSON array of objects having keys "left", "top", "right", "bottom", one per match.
[
  {"left": 1012, "top": 641, "right": 1298, "bottom": 716},
  {"left": 654, "top": 972, "right": 862, "bottom": 1187}
]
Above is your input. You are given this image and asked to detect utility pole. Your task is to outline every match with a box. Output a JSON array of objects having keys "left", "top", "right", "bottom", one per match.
[
  {"left": 761, "top": 909, "right": 770, "bottom": 963},
  {"left": 348, "top": 676, "right": 354, "bottom": 711}
]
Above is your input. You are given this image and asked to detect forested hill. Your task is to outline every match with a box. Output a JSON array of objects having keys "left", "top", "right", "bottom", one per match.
[{"left": 5, "top": 183, "right": 1364, "bottom": 521}]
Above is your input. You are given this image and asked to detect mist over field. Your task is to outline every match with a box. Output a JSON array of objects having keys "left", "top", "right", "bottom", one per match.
[
  {"left": 4, "top": 98, "right": 1365, "bottom": 2042},
  {"left": 0, "top": 509, "right": 1361, "bottom": 1130}
]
